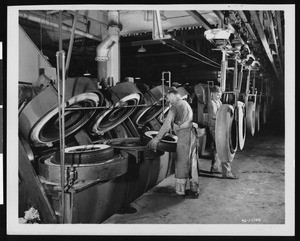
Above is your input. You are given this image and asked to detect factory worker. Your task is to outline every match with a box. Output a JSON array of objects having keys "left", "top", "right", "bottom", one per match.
[
  {"left": 208, "top": 85, "right": 238, "bottom": 179},
  {"left": 148, "top": 87, "right": 200, "bottom": 198}
]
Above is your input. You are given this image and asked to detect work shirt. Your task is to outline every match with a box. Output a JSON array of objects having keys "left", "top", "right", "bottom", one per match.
[
  {"left": 156, "top": 98, "right": 193, "bottom": 140},
  {"left": 208, "top": 99, "right": 222, "bottom": 129}
]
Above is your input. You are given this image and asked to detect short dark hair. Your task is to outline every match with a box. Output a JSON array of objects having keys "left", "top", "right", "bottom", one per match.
[
  {"left": 167, "top": 86, "right": 179, "bottom": 95},
  {"left": 211, "top": 85, "right": 222, "bottom": 93}
]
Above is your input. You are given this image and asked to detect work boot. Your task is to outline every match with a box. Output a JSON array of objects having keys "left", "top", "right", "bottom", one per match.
[{"left": 222, "top": 171, "right": 239, "bottom": 179}]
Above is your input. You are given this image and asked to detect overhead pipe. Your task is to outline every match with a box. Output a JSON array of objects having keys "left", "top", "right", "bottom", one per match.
[
  {"left": 19, "top": 12, "right": 102, "bottom": 42},
  {"left": 95, "top": 23, "right": 120, "bottom": 83}
]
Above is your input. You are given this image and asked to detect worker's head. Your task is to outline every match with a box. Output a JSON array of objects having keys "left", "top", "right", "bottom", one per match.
[
  {"left": 211, "top": 85, "right": 222, "bottom": 101},
  {"left": 165, "top": 86, "right": 179, "bottom": 104}
]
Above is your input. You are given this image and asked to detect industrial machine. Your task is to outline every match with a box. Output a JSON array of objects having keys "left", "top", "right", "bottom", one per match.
[{"left": 18, "top": 9, "right": 277, "bottom": 224}]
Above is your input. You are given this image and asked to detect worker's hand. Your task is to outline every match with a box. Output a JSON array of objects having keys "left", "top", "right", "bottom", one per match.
[{"left": 147, "top": 137, "right": 160, "bottom": 152}]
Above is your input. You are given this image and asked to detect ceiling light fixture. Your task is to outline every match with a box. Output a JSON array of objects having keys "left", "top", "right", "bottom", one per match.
[
  {"left": 84, "top": 70, "right": 91, "bottom": 76},
  {"left": 138, "top": 45, "right": 147, "bottom": 53}
]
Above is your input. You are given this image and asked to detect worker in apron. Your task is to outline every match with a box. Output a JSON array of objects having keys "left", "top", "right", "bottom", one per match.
[
  {"left": 208, "top": 85, "right": 238, "bottom": 179},
  {"left": 148, "top": 87, "right": 200, "bottom": 198}
]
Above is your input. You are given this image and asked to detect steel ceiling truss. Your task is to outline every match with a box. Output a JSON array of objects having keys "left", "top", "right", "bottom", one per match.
[
  {"left": 186, "top": 10, "right": 213, "bottom": 30},
  {"left": 249, "top": 11, "right": 281, "bottom": 81}
]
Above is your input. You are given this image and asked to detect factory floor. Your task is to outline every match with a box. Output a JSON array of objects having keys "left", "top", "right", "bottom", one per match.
[{"left": 103, "top": 108, "right": 285, "bottom": 225}]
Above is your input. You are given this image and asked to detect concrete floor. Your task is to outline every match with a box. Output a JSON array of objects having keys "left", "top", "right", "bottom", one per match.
[{"left": 103, "top": 109, "right": 285, "bottom": 224}]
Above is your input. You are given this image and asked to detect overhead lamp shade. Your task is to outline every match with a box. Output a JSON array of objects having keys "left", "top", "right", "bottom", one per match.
[
  {"left": 84, "top": 70, "right": 91, "bottom": 76},
  {"left": 138, "top": 45, "right": 146, "bottom": 53}
]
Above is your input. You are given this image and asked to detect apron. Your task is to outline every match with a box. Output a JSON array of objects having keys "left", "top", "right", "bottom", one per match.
[{"left": 174, "top": 123, "right": 199, "bottom": 195}]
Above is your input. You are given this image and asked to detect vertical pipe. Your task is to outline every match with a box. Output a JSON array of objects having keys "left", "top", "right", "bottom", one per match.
[
  {"left": 233, "top": 59, "right": 238, "bottom": 90},
  {"left": 58, "top": 11, "right": 63, "bottom": 74},
  {"left": 252, "top": 72, "right": 256, "bottom": 94},
  {"left": 155, "top": 10, "right": 163, "bottom": 39},
  {"left": 56, "top": 50, "right": 66, "bottom": 223},
  {"left": 220, "top": 51, "right": 227, "bottom": 92},
  {"left": 58, "top": 11, "right": 63, "bottom": 51},
  {"left": 161, "top": 72, "right": 165, "bottom": 122},
  {"left": 65, "top": 11, "right": 78, "bottom": 76},
  {"left": 245, "top": 68, "right": 251, "bottom": 106},
  {"left": 237, "top": 65, "right": 243, "bottom": 94},
  {"left": 153, "top": 10, "right": 164, "bottom": 39}
]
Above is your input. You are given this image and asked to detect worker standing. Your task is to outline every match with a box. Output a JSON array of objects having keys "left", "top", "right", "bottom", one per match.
[
  {"left": 208, "top": 85, "right": 238, "bottom": 179},
  {"left": 147, "top": 87, "right": 200, "bottom": 198}
]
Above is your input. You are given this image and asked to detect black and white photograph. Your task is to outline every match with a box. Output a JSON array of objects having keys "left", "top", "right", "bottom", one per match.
[{"left": 5, "top": 4, "right": 295, "bottom": 236}]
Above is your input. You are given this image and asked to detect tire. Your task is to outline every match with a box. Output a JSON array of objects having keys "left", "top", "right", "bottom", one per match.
[
  {"left": 177, "top": 87, "right": 189, "bottom": 100},
  {"left": 215, "top": 104, "right": 238, "bottom": 163},
  {"left": 19, "top": 78, "right": 101, "bottom": 146},
  {"left": 53, "top": 144, "right": 114, "bottom": 165},
  {"left": 237, "top": 101, "right": 246, "bottom": 150},
  {"left": 92, "top": 82, "right": 142, "bottom": 135},
  {"left": 194, "top": 84, "right": 207, "bottom": 104},
  {"left": 132, "top": 105, "right": 163, "bottom": 126},
  {"left": 246, "top": 101, "right": 256, "bottom": 136},
  {"left": 144, "top": 131, "right": 178, "bottom": 152},
  {"left": 255, "top": 104, "right": 260, "bottom": 132},
  {"left": 39, "top": 153, "right": 128, "bottom": 183}
]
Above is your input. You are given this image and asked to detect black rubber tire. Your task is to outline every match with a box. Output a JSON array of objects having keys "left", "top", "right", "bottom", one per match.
[
  {"left": 194, "top": 84, "right": 207, "bottom": 104},
  {"left": 132, "top": 105, "right": 163, "bottom": 126},
  {"left": 92, "top": 82, "right": 142, "bottom": 135},
  {"left": 237, "top": 101, "right": 246, "bottom": 150},
  {"left": 144, "top": 131, "right": 177, "bottom": 152},
  {"left": 39, "top": 153, "right": 128, "bottom": 183},
  {"left": 255, "top": 103, "right": 260, "bottom": 132},
  {"left": 53, "top": 144, "right": 114, "bottom": 165},
  {"left": 215, "top": 104, "right": 238, "bottom": 163},
  {"left": 246, "top": 101, "right": 256, "bottom": 136}
]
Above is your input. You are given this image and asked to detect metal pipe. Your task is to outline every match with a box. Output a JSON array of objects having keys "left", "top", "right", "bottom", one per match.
[
  {"left": 220, "top": 51, "right": 227, "bottom": 92},
  {"left": 162, "top": 71, "right": 171, "bottom": 88},
  {"left": 245, "top": 68, "right": 251, "bottom": 106},
  {"left": 58, "top": 11, "right": 63, "bottom": 52},
  {"left": 233, "top": 59, "right": 238, "bottom": 91},
  {"left": 252, "top": 72, "right": 256, "bottom": 95},
  {"left": 161, "top": 73, "right": 165, "bottom": 122},
  {"left": 237, "top": 65, "right": 244, "bottom": 94},
  {"left": 19, "top": 12, "right": 102, "bottom": 41},
  {"left": 95, "top": 25, "right": 120, "bottom": 83},
  {"left": 56, "top": 50, "right": 66, "bottom": 223},
  {"left": 65, "top": 11, "right": 79, "bottom": 76},
  {"left": 64, "top": 104, "right": 148, "bottom": 111},
  {"left": 95, "top": 26, "right": 120, "bottom": 62},
  {"left": 154, "top": 10, "right": 164, "bottom": 39}
]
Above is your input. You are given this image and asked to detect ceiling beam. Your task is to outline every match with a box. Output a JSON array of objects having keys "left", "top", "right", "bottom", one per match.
[
  {"left": 186, "top": 11, "right": 213, "bottom": 30},
  {"left": 249, "top": 11, "right": 280, "bottom": 81},
  {"left": 268, "top": 11, "right": 283, "bottom": 78},
  {"left": 275, "top": 11, "right": 284, "bottom": 65},
  {"left": 121, "top": 34, "right": 206, "bottom": 47},
  {"left": 19, "top": 12, "right": 102, "bottom": 42},
  {"left": 237, "top": 11, "right": 257, "bottom": 41}
]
